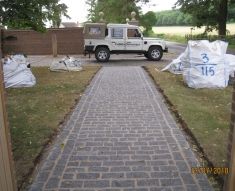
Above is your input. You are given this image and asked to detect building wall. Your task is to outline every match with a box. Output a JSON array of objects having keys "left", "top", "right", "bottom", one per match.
[{"left": 2, "top": 28, "right": 84, "bottom": 55}]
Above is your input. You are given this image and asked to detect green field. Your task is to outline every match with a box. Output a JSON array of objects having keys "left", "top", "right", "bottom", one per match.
[{"left": 153, "top": 23, "right": 235, "bottom": 36}]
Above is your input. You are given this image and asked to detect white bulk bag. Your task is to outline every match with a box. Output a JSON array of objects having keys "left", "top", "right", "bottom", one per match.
[
  {"left": 13, "top": 54, "right": 27, "bottom": 64},
  {"left": 64, "top": 57, "right": 82, "bottom": 71},
  {"left": 182, "top": 40, "right": 229, "bottom": 89},
  {"left": 161, "top": 53, "right": 183, "bottom": 74},
  {"left": 225, "top": 54, "right": 235, "bottom": 77},
  {"left": 50, "top": 61, "right": 68, "bottom": 72},
  {"left": 50, "top": 57, "right": 82, "bottom": 72},
  {"left": 3, "top": 58, "right": 36, "bottom": 88}
]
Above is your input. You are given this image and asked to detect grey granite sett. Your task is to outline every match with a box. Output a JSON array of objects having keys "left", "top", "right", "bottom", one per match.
[
  {"left": 30, "top": 66, "right": 214, "bottom": 191},
  {"left": 35, "top": 171, "right": 50, "bottom": 182},
  {"left": 111, "top": 180, "right": 135, "bottom": 187}
]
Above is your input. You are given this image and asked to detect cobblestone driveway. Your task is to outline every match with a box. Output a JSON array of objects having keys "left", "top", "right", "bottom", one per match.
[{"left": 30, "top": 66, "right": 214, "bottom": 191}]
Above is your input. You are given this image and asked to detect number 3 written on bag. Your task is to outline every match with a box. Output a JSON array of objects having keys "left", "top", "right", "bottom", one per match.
[{"left": 195, "top": 53, "right": 217, "bottom": 76}]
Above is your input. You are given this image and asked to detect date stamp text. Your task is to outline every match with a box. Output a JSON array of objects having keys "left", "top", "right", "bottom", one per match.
[{"left": 191, "top": 167, "right": 229, "bottom": 175}]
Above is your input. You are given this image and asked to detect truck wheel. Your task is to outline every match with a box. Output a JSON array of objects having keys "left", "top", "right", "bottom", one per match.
[
  {"left": 95, "top": 47, "right": 110, "bottom": 62},
  {"left": 148, "top": 46, "right": 163, "bottom": 61},
  {"left": 144, "top": 53, "right": 149, "bottom": 59}
]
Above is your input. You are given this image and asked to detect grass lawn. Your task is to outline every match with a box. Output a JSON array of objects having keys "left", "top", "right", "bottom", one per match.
[
  {"left": 6, "top": 66, "right": 101, "bottom": 189},
  {"left": 145, "top": 66, "right": 232, "bottom": 170}
]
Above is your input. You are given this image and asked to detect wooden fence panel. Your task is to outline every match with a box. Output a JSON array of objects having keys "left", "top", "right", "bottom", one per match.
[
  {"left": 223, "top": 73, "right": 235, "bottom": 191},
  {"left": 227, "top": 132, "right": 235, "bottom": 190},
  {"left": 0, "top": 50, "right": 17, "bottom": 191}
]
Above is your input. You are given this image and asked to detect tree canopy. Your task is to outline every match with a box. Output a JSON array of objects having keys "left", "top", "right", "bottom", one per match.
[
  {"left": 140, "top": 11, "right": 157, "bottom": 36},
  {"left": 155, "top": 10, "right": 192, "bottom": 26},
  {"left": 85, "top": 0, "right": 97, "bottom": 22},
  {"left": 86, "top": 0, "right": 156, "bottom": 23},
  {"left": 85, "top": 0, "right": 151, "bottom": 24},
  {"left": 0, "top": 0, "right": 70, "bottom": 33},
  {"left": 174, "top": 0, "right": 229, "bottom": 35}
]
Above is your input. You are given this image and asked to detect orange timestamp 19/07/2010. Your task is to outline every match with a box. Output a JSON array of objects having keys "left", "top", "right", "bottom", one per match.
[{"left": 191, "top": 167, "right": 229, "bottom": 175}]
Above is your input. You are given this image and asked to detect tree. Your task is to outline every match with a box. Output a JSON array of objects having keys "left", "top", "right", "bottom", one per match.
[
  {"left": 174, "top": 0, "right": 228, "bottom": 35},
  {"left": 141, "top": 11, "right": 157, "bottom": 36},
  {"left": 155, "top": 10, "right": 192, "bottom": 26},
  {"left": 0, "top": 0, "right": 71, "bottom": 34},
  {"left": 93, "top": 0, "right": 141, "bottom": 23},
  {"left": 85, "top": 0, "right": 151, "bottom": 23},
  {"left": 162, "top": 15, "right": 169, "bottom": 26},
  {"left": 85, "top": 0, "right": 97, "bottom": 22},
  {"left": 176, "top": 14, "right": 184, "bottom": 25},
  {"left": 227, "top": 7, "right": 235, "bottom": 22}
]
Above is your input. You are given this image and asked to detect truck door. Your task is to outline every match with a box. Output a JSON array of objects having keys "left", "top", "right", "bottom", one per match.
[
  {"left": 125, "top": 28, "right": 143, "bottom": 51},
  {"left": 109, "top": 28, "right": 126, "bottom": 50}
]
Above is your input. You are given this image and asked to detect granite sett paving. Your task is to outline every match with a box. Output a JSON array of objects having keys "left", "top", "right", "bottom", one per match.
[{"left": 30, "top": 66, "right": 214, "bottom": 191}]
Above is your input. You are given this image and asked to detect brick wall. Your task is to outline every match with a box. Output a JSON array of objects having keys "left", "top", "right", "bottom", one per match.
[
  {"left": 1, "top": 27, "right": 84, "bottom": 55},
  {"left": 223, "top": 79, "right": 235, "bottom": 191}
]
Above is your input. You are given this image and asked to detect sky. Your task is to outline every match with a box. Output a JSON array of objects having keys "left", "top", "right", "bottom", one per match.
[{"left": 60, "top": 0, "right": 177, "bottom": 24}]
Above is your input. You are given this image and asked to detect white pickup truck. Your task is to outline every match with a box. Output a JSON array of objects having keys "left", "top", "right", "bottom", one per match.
[{"left": 83, "top": 23, "right": 168, "bottom": 62}]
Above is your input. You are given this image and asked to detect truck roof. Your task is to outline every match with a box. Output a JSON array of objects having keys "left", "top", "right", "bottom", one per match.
[{"left": 107, "top": 23, "right": 139, "bottom": 28}]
